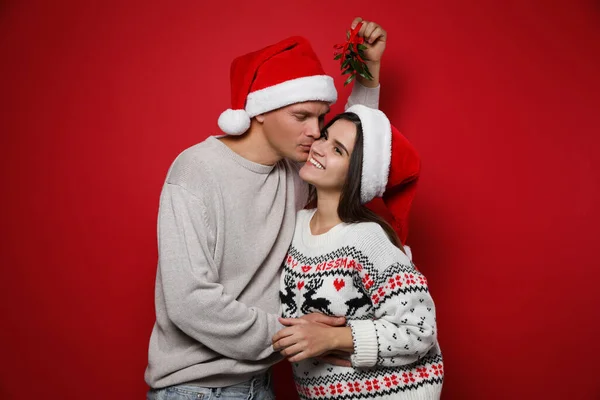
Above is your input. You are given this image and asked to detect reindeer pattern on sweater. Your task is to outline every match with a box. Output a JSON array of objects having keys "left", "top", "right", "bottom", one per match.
[{"left": 280, "top": 209, "right": 443, "bottom": 400}]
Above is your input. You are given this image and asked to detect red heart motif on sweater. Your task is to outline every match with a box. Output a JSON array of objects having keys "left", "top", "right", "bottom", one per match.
[
  {"left": 333, "top": 278, "right": 345, "bottom": 291},
  {"left": 297, "top": 281, "right": 305, "bottom": 290},
  {"left": 301, "top": 265, "right": 312, "bottom": 273}
]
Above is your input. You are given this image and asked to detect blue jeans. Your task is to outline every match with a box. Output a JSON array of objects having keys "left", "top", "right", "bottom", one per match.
[{"left": 147, "top": 372, "right": 274, "bottom": 400}]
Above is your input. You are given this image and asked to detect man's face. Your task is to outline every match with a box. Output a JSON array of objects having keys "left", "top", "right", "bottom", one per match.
[{"left": 257, "top": 101, "right": 330, "bottom": 162}]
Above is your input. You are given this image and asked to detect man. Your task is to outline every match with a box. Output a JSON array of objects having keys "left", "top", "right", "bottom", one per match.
[{"left": 145, "top": 18, "right": 387, "bottom": 400}]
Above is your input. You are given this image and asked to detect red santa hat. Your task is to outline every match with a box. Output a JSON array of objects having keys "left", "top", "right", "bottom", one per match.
[
  {"left": 346, "top": 105, "right": 421, "bottom": 245},
  {"left": 218, "top": 36, "right": 338, "bottom": 135}
]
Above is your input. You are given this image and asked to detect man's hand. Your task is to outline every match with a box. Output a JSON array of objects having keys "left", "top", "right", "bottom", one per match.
[
  {"left": 351, "top": 17, "right": 386, "bottom": 87},
  {"left": 317, "top": 350, "right": 353, "bottom": 367},
  {"left": 271, "top": 313, "right": 350, "bottom": 363},
  {"left": 351, "top": 17, "right": 387, "bottom": 63},
  {"left": 300, "top": 313, "right": 346, "bottom": 326},
  {"left": 272, "top": 317, "right": 355, "bottom": 364},
  {"left": 273, "top": 318, "right": 340, "bottom": 362}
]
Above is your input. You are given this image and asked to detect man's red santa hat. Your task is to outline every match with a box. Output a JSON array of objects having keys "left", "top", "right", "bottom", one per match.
[{"left": 218, "top": 36, "right": 338, "bottom": 135}]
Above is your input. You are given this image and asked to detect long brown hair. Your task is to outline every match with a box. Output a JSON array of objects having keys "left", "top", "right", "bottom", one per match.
[{"left": 307, "top": 113, "right": 402, "bottom": 249}]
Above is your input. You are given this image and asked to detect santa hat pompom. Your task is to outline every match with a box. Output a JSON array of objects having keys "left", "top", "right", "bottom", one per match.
[{"left": 218, "top": 109, "right": 251, "bottom": 135}]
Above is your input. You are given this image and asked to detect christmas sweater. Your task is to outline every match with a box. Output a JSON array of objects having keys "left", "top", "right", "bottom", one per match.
[{"left": 280, "top": 209, "right": 443, "bottom": 400}]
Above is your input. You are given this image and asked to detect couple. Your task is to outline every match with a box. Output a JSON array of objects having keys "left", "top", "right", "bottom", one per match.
[{"left": 145, "top": 17, "right": 443, "bottom": 400}]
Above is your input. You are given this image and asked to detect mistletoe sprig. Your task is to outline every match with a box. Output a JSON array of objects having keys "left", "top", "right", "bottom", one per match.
[{"left": 333, "top": 22, "right": 374, "bottom": 86}]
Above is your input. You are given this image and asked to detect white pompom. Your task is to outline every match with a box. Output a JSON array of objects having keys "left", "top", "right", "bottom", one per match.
[{"left": 218, "top": 109, "right": 251, "bottom": 135}]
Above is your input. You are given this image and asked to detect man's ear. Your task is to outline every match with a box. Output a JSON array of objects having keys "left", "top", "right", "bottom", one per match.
[{"left": 255, "top": 114, "right": 265, "bottom": 123}]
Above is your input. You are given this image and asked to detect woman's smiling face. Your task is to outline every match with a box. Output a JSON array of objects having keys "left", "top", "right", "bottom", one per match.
[{"left": 299, "top": 118, "right": 357, "bottom": 193}]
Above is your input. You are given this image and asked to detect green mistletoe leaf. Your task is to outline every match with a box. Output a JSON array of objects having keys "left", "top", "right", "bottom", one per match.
[{"left": 344, "top": 73, "right": 356, "bottom": 86}]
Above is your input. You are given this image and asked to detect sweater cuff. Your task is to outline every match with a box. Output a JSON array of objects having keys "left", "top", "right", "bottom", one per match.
[
  {"left": 268, "top": 314, "right": 286, "bottom": 348},
  {"left": 348, "top": 320, "right": 378, "bottom": 367},
  {"left": 346, "top": 81, "right": 380, "bottom": 110}
]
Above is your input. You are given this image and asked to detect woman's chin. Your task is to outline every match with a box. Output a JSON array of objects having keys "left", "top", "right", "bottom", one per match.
[{"left": 299, "top": 164, "right": 318, "bottom": 185}]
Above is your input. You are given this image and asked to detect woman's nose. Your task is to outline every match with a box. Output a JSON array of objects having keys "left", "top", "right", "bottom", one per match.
[{"left": 311, "top": 141, "right": 325, "bottom": 156}]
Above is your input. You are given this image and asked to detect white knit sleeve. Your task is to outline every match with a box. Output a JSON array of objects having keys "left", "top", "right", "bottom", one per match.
[
  {"left": 345, "top": 81, "right": 380, "bottom": 110},
  {"left": 347, "top": 227, "right": 438, "bottom": 368}
]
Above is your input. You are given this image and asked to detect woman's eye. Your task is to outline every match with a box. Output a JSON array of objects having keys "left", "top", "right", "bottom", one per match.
[{"left": 334, "top": 147, "right": 342, "bottom": 155}]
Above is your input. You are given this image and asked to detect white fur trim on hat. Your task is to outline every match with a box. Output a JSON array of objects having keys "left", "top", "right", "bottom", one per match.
[
  {"left": 218, "top": 109, "right": 251, "bottom": 135},
  {"left": 346, "top": 104, "right": 392, "bottom": 204},
  {"left": 245, "top": 75, "right": 337, "bottom": 117}
]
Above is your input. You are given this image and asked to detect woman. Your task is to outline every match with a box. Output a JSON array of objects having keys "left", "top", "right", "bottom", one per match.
[{"left": 273, "top": 105, "right": 443, "bottom": 399}]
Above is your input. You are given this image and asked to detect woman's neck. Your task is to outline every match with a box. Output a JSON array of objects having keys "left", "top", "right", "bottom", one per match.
[{"left": 311, "top": 191, "right": 342, "bottom": 235}]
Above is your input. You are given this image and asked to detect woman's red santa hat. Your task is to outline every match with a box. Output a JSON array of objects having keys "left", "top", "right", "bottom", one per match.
[
  {"left": 346, "top": 105, "right": 421, "bottom": 245},
  {"left": 218, "top": 36, "right": 338, "bottom": 135}
]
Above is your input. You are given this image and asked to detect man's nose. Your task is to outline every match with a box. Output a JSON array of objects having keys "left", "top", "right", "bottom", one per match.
[{"left": 306, "top": 120, "right": 321, "bottom": 139}]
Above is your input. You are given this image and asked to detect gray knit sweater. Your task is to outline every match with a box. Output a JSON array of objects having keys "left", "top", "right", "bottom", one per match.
[{"left": 145, "top": 83, "right": 380, "bottom": 389}]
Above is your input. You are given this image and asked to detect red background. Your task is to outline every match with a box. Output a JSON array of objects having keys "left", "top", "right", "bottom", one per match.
[{"left": 1, "top": 1, "right": 599, "bottom": 399}]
